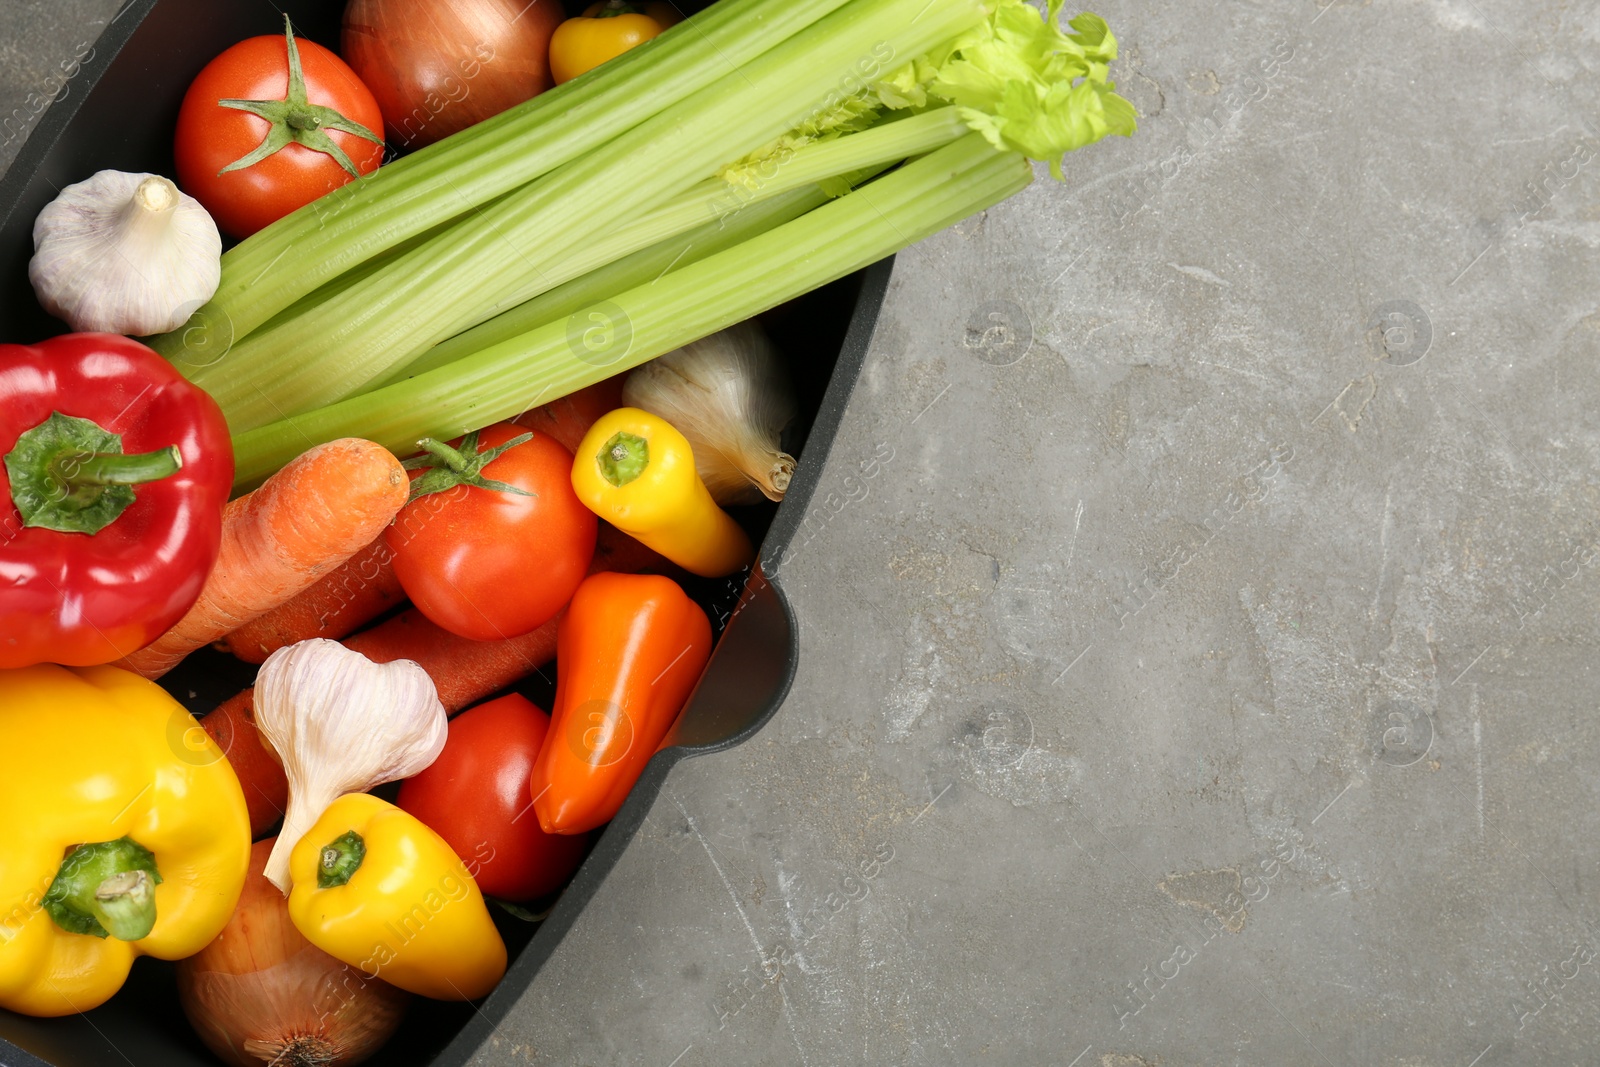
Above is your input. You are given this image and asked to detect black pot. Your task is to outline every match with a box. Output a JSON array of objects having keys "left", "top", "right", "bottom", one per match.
[{"left": 0, "top": 2, "right": 887, "bottom": 1064}]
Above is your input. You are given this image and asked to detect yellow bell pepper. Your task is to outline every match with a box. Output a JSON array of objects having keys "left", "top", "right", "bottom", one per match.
[
  {"left": 287, "top": 793, "right": 506, "bottom": 1001},
  {"left": 0, "top": 664, "right": 250, "bottom": 1018},
  {"left": 571, "top": 407, "right": 754, "bottom": 577}
]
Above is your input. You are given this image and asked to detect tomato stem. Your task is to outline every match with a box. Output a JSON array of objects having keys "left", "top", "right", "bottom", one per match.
[
  {"left": 417, "top": 438, "right": 471, "bottom": 474},
  {"left": 215, "top": 15, "right": 383, "bottom": 179},
  {"left": 402, "top": 430, "right": 537, "bottom": 503}
]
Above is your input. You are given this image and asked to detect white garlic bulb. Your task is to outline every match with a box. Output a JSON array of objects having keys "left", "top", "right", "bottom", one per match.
[
  {"left": 623, "top": 321, "right": 800, "bottom": 505},
  {"left": 252, "top": 639, "right": 448, "bottom": 892},
  {"left": 29, "top": 169, "right": 221, "bottom": 336}
]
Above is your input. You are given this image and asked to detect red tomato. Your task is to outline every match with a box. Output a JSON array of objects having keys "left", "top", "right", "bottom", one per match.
[
  {"left": 175, "top": 27, "right": 385, "bottom": 239},
  {"left": 398, "top": 694, "right": 590, "bottom": 901},
  {"left": 386, "top": 423, "right": 597, "bottom": 641}
]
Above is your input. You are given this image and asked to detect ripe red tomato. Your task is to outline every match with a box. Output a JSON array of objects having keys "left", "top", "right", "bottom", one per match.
[
  {"left": 397, "top": 694, "right": 590, "bottom": 902},
  {"left": 175, "top": 26, "right": 385, "bottom": 239},
  {"left": 386, "top": 422, "right": 597, "bottom": 641}
]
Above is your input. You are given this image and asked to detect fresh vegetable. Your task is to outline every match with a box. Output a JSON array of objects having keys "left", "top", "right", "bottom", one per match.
[
  {"left": 176, "top": 838, "right": 410, "bottom": 1067},
  {"left": 387, "top": 423, "right": 596, "bottom": 641},
  {"left": 175, "top": 17, "right": 384, "bottom": 239},
  {"left": 375, "top": 181, "right": 836, "bottom": 389},
  {"left": 342, "top": 0, "right": 565, "bottom": 148},
  {"left": 531, "top": 572, "right": 711, "bottom": 834},
  {"left": 175, "top": 0, "right": 1130, "bottom": 470},
  {"left": 116, "top": 438, "right": 408, "bottom": 679},
  {"left": 398, "top": 694, "right": 590, "bottom": 902},
  {"left": 288, "top": 793, "right": 506, "bottom": 1001},
  {"left": 159, "top": 0, "right": 992, "bottom": 432},
  {"left": 0, "top": 334, "right": 232, "bottom": 668},
  {"left": 571, "top": 407, "right": 753, "bottom": 578},
  {"left": 622, "top": 321, "right": 797, "bottom": 504},
  {"left": 252, "top": 640, "right": 446, "bottom": 891},
  {"left": 0, "top": 664, "right": 250, "bottom": 1017},
  {"left": 29, "top": 171, "right": 221, "bottom": 335},
  {"left": 204, "top": 522, "right": 677, "bottom": 840},
  {"left": 549, "top": 1, "right": 682, "bottom": 86},
  {"left": 345, "top": 522, "right": 677, "bottom": 710},
  {"left": 226, "top": 134, "right": 1026, "bottom": 482},
  {"left": 201, "top": 690, "right": 290, "bottom": 839},
  {"left": 214, "top": 537, "right": 406, "bottom": 664},
  {"left": 215, "top": 382, "right": 632, "bottom": 664},
  {"left": 155, "top": 0, "right": 858, "bottom": 360}
]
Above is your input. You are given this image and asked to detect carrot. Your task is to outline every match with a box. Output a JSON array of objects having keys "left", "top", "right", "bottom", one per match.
[
  {"left": 512, "top": 376, "right": 626, "bottom": 453},
  {"left": 214, "top": 538, "right": 406, "bottom": 664},
  {"left": 353, "top": 607, "right": 565, "bottom": 713},
  {"left": 201, "top": 690, "right": 289, "bottom": 839},
  {"left": 117, "top": 438, "right": 408, "bottom": 679}
]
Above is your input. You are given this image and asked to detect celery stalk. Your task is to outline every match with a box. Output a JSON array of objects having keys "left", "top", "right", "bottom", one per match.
[
  {"left": 378, "top": 183, "right": 840, "bottom": 388},
  {"left": 152, "top": 0, "right": 864, "bottom": 359},
  {"left": 474, "top": 107, "right": 971, "bottom": 325},
  {"left": 187, "top": 0, "right": 991, "bottom": 433},
  {"left": 230, "top": 134, "right": 1030, "bottom": 487}
]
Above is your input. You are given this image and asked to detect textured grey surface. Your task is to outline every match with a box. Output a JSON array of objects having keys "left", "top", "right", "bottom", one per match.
[{"left": 7, "top": 0, "right": 1600, "bottom": 1064}]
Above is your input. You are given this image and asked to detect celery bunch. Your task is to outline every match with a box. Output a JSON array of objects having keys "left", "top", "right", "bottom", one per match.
[{"left": 152, "top": 0, "right": 1134, "bottom": 488}]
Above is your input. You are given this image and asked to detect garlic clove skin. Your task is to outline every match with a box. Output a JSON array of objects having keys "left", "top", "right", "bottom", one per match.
[
  {"left": 252, "top": 639, "right": 448, "bottom": 893},
  {"left": 623, "top": 321, "right": 799, "bottom": 505},
  {"left": 29, "top": 169, "right": 222, "bottom": 337}
]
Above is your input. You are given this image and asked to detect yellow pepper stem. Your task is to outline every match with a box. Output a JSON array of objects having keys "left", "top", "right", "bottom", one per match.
[
  {"left": 41, "top": 837, "right": 164, "bottom": 941},
  {"left": 317, "top": 830, "right": 367, "bottom": 889},
  {"left": 597, "top": 431, "right": 649, "bottom": 486}
]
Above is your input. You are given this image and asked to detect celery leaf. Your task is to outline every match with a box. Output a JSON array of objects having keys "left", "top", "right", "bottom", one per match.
[{"left": 930, "top": 2, "right": 1135, "bottom": 179}]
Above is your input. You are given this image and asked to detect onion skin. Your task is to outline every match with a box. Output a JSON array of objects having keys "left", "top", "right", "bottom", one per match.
[
  {"left": 342, "top": 0, "right": 564, "bottom": 149},
  {"left": 177, "top": 839, "right": 410, "bottom": 1067}
]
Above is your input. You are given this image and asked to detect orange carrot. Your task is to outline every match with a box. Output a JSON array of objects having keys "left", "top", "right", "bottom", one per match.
[
  {"left": 215, "top": 538, "right": 405, "bottom": 664},
  {"left": 512, "top": 376, "right": 626, "bottom": 453},
  {"left": 349, "top": 608, "right": 562, "bottom": 713},
  {"left": 201, "top": 690, "right": 289, "bottom": 839},
  {"left": 118, "top": 438, "right": 408, "bottom": 679}
]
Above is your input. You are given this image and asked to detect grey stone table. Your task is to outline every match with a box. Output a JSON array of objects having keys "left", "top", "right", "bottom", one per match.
[{"left": 6, "top": 1, "right": 1600, "bottom": 1064}]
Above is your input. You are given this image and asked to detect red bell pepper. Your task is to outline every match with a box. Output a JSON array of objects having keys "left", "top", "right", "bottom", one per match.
[
  {"left": 0, "top": 333, "right": 232, "bottom": 667},
  {"left": 532, "top": 572, "right": 711, "bottom": 834}
]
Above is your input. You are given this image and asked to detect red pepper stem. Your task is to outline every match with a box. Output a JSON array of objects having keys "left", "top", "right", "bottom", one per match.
[{"left": 50, "top": 445, "right": 183, "bottom": 489}]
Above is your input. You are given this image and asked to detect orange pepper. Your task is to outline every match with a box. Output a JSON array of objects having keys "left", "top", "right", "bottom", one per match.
[{"left": 531, "top": 572, "right": 710, "bottom": 834}]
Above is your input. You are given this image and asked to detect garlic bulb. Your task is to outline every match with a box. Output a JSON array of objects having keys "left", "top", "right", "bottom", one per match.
[
  {"left": 623, "top": 321, "right": 799, "bottom": 505},
  {"left": 29, "top": 169, "right": 221, "bottom": 336},
  {"left": 253, "top": 640, "right": 447, "bottom": 892}
]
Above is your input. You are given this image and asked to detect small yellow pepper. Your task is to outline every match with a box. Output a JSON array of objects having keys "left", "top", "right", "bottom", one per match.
[
  {"left": 548, "top": 1, "right": 682, "bottom": 86},
  {"left": 287, "top": 793, "right": 506, "bottom": 1001},
  {"left": 0, "top": 664, "right": 250, "bottom": 1018},
  {"left": 572, "top": 407, "right": 754, "bottom": 577}
]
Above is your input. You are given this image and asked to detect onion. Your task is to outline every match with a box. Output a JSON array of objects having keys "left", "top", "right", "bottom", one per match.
[
  {"left": 177, "top": 839, "right": 410, "bottom": 1067},
  {"left": 342, "top": 0, "right": 564, "bottom": 149}
]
